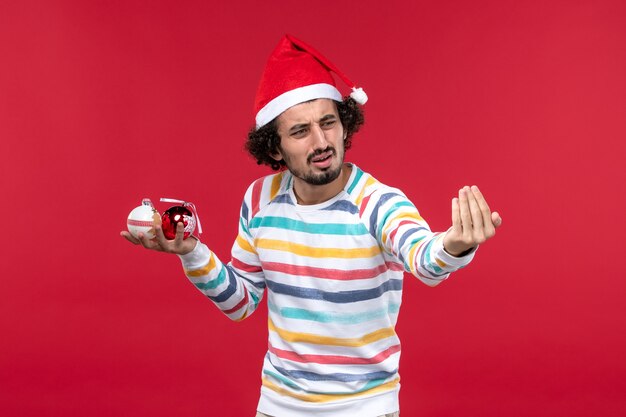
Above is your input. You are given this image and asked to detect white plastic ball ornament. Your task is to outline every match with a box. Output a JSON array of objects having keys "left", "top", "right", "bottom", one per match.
[{"left": 127, "top": 198, "right": 160, "bottom": 239}]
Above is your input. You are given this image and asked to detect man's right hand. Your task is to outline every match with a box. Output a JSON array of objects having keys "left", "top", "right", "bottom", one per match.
[{"left": 120, "top": 221, "right": 197, "bottom": 255}]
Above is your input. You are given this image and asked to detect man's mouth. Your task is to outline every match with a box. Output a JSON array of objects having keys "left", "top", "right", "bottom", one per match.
[{"left": 309, "top": 150, "right": 334, "bottom": 168}]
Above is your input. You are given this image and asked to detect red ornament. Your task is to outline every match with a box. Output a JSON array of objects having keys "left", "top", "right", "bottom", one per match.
[{"left": 161, "top": 205, "right": 196, "bottom": 240}]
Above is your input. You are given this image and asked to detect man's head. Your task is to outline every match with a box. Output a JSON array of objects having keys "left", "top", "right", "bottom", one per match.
[
  {"left": 245, "top": 97, "right": 364, "bottom": 172},
  {"left": 246, "top": 35, "right": 367, "bottom": 172}
]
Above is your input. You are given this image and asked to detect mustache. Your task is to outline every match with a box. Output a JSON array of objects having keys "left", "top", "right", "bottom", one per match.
[{"left": 307, "top": 147, "right": 336, "bottom": 163}]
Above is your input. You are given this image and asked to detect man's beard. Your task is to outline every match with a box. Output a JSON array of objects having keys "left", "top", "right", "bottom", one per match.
[
  {"left": 300, "top": 164, "right": 343, "bottom": 185},
  {"left": 283, "top": 146, "right": 343, "bottom": 186}
]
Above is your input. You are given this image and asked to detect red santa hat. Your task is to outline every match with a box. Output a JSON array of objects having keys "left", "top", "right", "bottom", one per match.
[{"left": 254, "top": 34, "right": 368, "bottom": 129}]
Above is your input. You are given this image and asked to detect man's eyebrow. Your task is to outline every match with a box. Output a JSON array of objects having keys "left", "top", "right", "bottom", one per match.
[
  {"left": 320, "top": 114, "right": 337, "bottom": 122},
  {"left": 288, "top": 122, "right": 310, "bottom": 132},
  {"left": 287, "top": 114, "right": 337, "bottom": 132}
]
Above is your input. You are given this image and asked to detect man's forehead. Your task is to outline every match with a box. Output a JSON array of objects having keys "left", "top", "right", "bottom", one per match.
[{"left": 277, "top": 99, "right": 339, "bottom": 126}]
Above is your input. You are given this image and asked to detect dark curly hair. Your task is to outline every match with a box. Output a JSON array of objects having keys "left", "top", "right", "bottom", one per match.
[{"left": 245, "top": 97, "right": 365, "bottom": 171}]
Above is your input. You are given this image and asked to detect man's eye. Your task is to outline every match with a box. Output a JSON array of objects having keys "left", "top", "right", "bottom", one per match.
[
  {"left": 321, "top": 120, "right": 336, "bottom": 128},
  {"left": 291, "top": 129, "right": 307, "bottom": 138}
]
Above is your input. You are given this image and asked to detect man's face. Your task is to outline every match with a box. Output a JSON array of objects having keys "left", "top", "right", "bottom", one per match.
[{"left": 274, "top": 99, "right": 345, "bottom": 186}]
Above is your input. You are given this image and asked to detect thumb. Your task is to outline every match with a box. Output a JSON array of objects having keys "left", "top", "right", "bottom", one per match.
[{"left": 492, "top": 211, "right": 502, "bottom": 228}]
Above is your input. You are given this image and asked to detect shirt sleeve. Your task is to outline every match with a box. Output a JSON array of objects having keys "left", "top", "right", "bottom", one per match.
[
  {"left": 177, "top": 185, "right": 266, "bottom": 321},
  {"left": 361, "top": 186, "right": 476, "bottom": 287}
]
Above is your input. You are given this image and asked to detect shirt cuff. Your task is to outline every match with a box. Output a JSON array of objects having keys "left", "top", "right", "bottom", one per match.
[
  {"left": 434, "top": 233, "right": 477, "bottom": 270},
  {"left": 177, "top": 239, "right": 211, "bottom": 269}
]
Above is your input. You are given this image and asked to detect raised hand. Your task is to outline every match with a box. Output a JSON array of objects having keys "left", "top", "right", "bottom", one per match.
[{"left": 442, "top": 185, "right": 502, "bottom": 257}]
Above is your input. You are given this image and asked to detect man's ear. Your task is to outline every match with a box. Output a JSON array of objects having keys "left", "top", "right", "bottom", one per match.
[
  {"left": 270, "top": 149, "right": 283, "bottom": 162},
  {"left": 271, "top": 119, "right": 284, "bottom": 162}
]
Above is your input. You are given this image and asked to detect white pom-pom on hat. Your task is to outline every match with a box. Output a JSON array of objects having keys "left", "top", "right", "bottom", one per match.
[{"left": 350, "top": 87, "right": 368, "bottom": 105}]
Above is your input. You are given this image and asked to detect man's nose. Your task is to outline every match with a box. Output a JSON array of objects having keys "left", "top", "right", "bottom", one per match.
[{"left": 310, "top": 124, "right": 327, "bottom": 149}]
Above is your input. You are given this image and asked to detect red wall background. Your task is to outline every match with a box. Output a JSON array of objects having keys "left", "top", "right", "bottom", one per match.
[{"left": 1, "top": 1, "right": 625, "bottom": 416}]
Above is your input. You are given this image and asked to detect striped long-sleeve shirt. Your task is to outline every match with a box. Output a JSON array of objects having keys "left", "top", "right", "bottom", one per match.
[{"left": 179, "top": 164, "right": 475, "bottom": 417}]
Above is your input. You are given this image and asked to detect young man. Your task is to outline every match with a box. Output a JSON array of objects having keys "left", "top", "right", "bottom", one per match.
[{"left": 121, "top": 35, "right": 502, "bottom": 417}]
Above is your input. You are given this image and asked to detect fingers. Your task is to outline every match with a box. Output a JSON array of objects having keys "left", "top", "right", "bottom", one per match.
[
  {"left": 167, "top": 222, "right": 186, "bottom": 253},
  {"left": 120, "top": 231, "right": 141, "bottom": 245},
  {"left": 451, "top": 197, "right": 461, "bottom": 234},
  {"left": 122, "top": 219, "right": 195, "bottom": 255},
  {"left": 121, "top": 230, "right": 162, "bottom": 251},
  {"left": 458, "top": 185, "right": 499, "bottom": 244},
  {"left": 153, "top": 223, "right": 170, "bottom": 251},
  {"left": 152, "top": 222, "right": 187, "bottom": 253},
  {"left": 459, "top": 186, "right": 485, "bottom": 244},
  {"left": 465, "top": 186, "right": 484, "bottom": 231},
  {"left": 121, "top": 230, "right": 161, "bottom": 251},
  {"left": 138, "top": 231, "right": 161, "bottom": 251},
  {"left": 446, "top": 185, "right": 500, "bottom": 256},
  {"left": 470, "top": 185, "right": 495, "bottom": 239},
  {"left": 458, "top": 187, "right": 473, "bottom": 241},
  {"left": 174, "top": 221, "right": 185, "bottom": 242},
  {"left": 470, "top": 186, "right": 492, "bottom": 226}
]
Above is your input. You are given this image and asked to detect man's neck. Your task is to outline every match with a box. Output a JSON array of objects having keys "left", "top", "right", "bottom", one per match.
[{"left": 292, "top": 163, "right": 352, "bottom": 205}]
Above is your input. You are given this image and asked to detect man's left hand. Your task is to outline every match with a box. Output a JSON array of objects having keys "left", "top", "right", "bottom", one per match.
[{"left": 443, "top": 185, "right": 502, "bottom": 257}]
